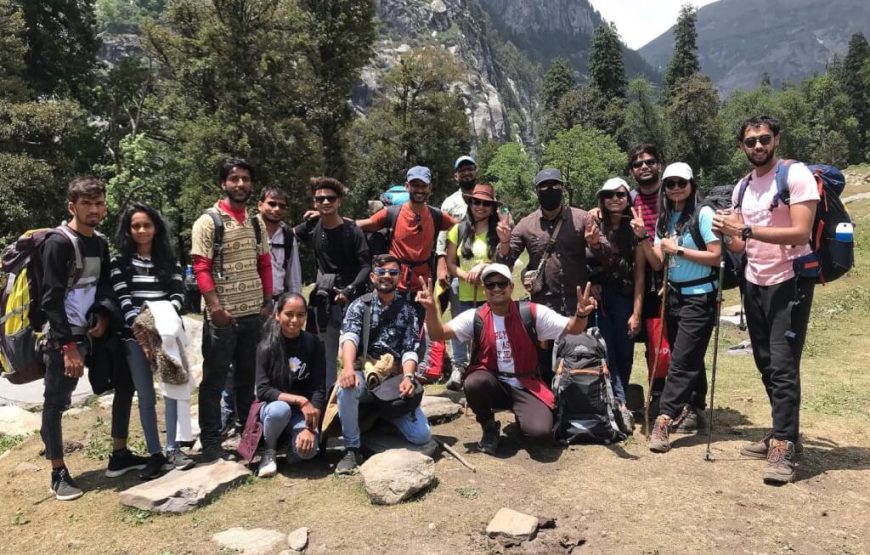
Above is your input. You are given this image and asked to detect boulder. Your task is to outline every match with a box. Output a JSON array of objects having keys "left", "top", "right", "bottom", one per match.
[
  {"left": 362, "top": 431, "right": 439, "bottom": 458},
  {"left": 211, "top": 527, "right": 286, "bottom": 555},
  {"left": 359, "top": 449, "right": 435, "bottom": 505},
  {"left": 119, "top": 459, "right": 250, "bottom": 513},
  {"left": 0, "top": 406, "right": 41, "bottom": 436},
  {"left": 420, "top": 395, "right": 462, "bottom": 423},
  {"left": 486, "top": 508, "right": 539, "bottom": 542},
  {"left": 287, "top": 527, "right": 309, "bottom": 551}
]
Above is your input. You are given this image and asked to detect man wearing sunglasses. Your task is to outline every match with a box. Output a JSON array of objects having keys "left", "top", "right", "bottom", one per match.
[
  {"left": 713, "top": 116, "right": 819, "bottom": 485},
  {"left": 420, "top": 265, "right": 596, "bottom": 454},
  {"left": 257, "top": 187, "right": 302, "bottom": 299}
]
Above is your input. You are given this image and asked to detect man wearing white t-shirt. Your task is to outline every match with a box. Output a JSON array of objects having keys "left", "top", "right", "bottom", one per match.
[
  {"left": 713, "top": 116, "right": 819, "bottom": 485},
  {"left": 417, "top": 264, "right": 596, "bottom": 455}
]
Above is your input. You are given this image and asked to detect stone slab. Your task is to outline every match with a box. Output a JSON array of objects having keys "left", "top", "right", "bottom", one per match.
[
  {"left": 211, "top": 527, "right": 286, "bottom": 555},
  {"left": 420, "top": 395, "right": 462, "bottom": 423},
  {"left": 360, "top": 449, "right": 435, "bottom": 505},
  {"left": 287, "top": 527, "right": 309, "bottom": 551},
  {"left": 0, "top": 406, "right": 41, "bottom": 436},
  {"left": 486, "top": 508, "right": 539, "bottom": 541}
]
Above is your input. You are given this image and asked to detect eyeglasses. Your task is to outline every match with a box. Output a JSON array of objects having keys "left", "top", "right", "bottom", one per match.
[
  {"left": 743, "top": 134, "right": 773, "bottom": 148},
  {"left": 664, "top": 179, "right": 690, "bottom": 190},
  {"left": 373, "top": 268, "right": 400, "bottom": 277},
  {"left": 314, "top": 195, "right": 338, "bottom": 204},
  {"left": 631, "top": 158, "right": 658, "bottom": 169},
  {"left": 471, "top": 198, "right": 494, "bottom": 207},
  {"left": 483, "top": 279, "right": 510, "bottom": 290},
  {"left": 600, "top": 191, "right": 628, "bottom": 200},
  {"left": 265, "top": 200, "right": 287, "bottom": 209}
]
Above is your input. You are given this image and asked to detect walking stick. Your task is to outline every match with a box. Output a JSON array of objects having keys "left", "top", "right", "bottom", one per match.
[
  {"left": 704, "top": 246, "right": 728, "bottom": 461},
  {"left": 644, "top": 261, "right": 669, "bottom": 438}
]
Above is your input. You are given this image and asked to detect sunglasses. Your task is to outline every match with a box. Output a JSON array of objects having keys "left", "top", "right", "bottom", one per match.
[
  {"left": 600, "top": 191, "right": 628, "bottom": 200},
  {"left": 743, "top": 134, "right": 773, "bottom": 148},
  {"left": 471, "top": 198, "right": 494, "bottom": 207},
  {"left": 664, "top": 179, "right": 690, "bottom": 190},
  {"left": 631, "top": 159, "right": 658, "bottom": 169},
  {"left": 265, "top": 200, "right": 287, "bottom": 209},
  {"left": 483, "top": 279, "right": 510, "bottom": 290},
  {"left": 373, "top": 268, "right": 400, "bottom": 277},
  {"left": 314, "top": 195, "right": 338, "bottom": 204}
]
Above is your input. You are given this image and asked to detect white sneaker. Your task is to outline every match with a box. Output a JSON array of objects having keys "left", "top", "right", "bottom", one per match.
[{"left": 257, "top": 449, "right": 277, "bottom": 478}]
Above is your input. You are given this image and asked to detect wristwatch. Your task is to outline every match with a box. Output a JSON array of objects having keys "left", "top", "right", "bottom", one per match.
[
  {"left": 676, "top": 247, "right": 685, "bottom": 257},
  {"left": 741, "top": 225, "right": 753, "bottom": 241},
  {"left": 403, "top": 374, "right": 416, "bottom": 382}
]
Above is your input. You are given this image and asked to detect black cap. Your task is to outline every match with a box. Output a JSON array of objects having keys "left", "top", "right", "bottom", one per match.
[{"left": 534, "top": 168, "right": 562, "bottom": 188}]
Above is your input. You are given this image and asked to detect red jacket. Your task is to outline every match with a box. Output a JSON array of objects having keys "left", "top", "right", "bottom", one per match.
[{"left": 466, "top": 302, "right": 555, "bottom": 408}]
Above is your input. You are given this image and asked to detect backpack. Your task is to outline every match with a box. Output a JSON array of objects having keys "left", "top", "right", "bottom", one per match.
[
  {"left": 367, "top": 204, "right": 444, "bottom": 271},
  {"left": 735, "top": 160, "right": 854, "bottom": 284},
  {"left": 683, "top": 185, "right": 746, "bottom": 291},
  {"left": 552, "top": 328, "right": 626, "bottom": 444},
  {"left": 0, "top": 226, "right": 83, "bottom": 384}
]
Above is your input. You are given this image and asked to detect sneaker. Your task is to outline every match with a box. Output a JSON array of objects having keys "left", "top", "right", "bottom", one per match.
[
  {"left": 649, "top": 414, "right": 672, "bottom": 453},
  {"left": 445, "top": 366, "right": 464, "bottom": 391},
  {"left": 105, "top": 448, "right": 148, "bottom": 477},
  {"left": 50, "top": 466, "right": 83, "bottom": 501},
  {"left": 335, "top": 448, "right": 364, "bottom": 475},
  {"left": 764, "top": 438, "right": 797, "bottom": 485},
  {"left": 741, "top": 431, "right": 803, "bottom": 460},
  {"left": 258, "top": 449, "right": 278, "bottom": 478},
  {"left": 619, "top": 405, "right": 635, "bottom": 435},
  {"left": 478, "top": 420, "right": 501, "bottom": 455},
  {"left": 200, "top": 444, "right": 238, "bottom": 463},
  {"left": 139, "top": 453, "right": 172, "bottom": 481},
  {"left": 166, "top": 449, "right": 196, "bottom": 470}
]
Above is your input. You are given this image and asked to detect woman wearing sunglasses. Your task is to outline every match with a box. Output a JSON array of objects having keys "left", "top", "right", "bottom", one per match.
[
  {"left": 648, "top": 162, "right": 721, "bottom": 453},
  {"left": 586, "top": 178, "right": 646, "bottom": 432}
]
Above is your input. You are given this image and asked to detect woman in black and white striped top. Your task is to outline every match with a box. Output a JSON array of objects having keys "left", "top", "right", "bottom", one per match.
[{"left": 110, "top": 203, "right": 193, "bottom": 480}]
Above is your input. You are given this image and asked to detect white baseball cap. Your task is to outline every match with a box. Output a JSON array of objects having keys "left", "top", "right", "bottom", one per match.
[
  {"left": 661, "top": 162, "right": 694, "bottom": 181},
  {"left": 599, "top": 177, "right": 629, "bottom": 194},
  {"left": 480, "top": 264, "right": 513, "bottom": 283}
]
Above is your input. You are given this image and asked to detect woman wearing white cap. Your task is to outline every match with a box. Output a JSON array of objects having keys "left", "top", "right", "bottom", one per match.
[{"left": 647, "top": 162, "right": 721, "bottom": 453}]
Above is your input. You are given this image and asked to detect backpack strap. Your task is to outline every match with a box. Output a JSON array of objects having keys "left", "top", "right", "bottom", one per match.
[
  {"left": 54, "top": 225, "right": 84, "bottom": 289},
  {"left": 689, "top": 204, "right": 707, "bottom": 252},
  {"left": 772, "top": 159, "right": 794, "bottom": 208},
  {"left": 205, "top": 208, "right": 225, "bottom": 278},
  {"left": 360, "top": 292, "right": 373, "bottom": 362},
  {"left": 733, "top": 172, "right": 753, "bottom": 210},
  {"left": 518, "top": 300, "right": 538, "bottom": 346},
  {"left": 469, "top": 306, "right": 485, "bottom": 366},
  {"left": 384, "top": 204, "right": 402, "bottom": 252}
]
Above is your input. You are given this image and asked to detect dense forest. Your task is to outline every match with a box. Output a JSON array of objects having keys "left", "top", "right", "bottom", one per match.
[{"left": 1, "top": 1, "right": 868, "bottom": 258}]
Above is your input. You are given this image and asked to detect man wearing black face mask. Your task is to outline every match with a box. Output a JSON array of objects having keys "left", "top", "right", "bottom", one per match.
[{"left": 497, "top": 168, "right": 593, "bottom": 383}]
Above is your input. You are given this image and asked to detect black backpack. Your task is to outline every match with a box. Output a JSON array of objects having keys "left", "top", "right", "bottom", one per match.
[
  {"left": 552, "top": 328, "right": 626, "bottom": 444},
  {"left": 682, "top": 185, "right": 746, "bottom": 292}
]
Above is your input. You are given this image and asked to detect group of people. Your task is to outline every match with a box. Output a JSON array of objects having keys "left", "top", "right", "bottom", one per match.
[{"left": 38, "top": 114, "right": 817, "bottom": 501}]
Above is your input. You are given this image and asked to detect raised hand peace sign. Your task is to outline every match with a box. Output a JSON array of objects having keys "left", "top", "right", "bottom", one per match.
[
  {"left": 584, "top": 218, "right": 601, "bottom": 247},
  {"left": 415, "top": 276, "right": 436, "bottom": 311},
  {"left": 575, "top": 282, "right": 597, "bottom": 318},
  {"left": 496, "top": 208, "right": 513, "bottom": 244},
  {"left": 629, "top": 207, "right": 647, "bottom": 239}
]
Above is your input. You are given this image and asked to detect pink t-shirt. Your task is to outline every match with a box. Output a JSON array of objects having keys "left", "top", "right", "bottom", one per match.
[{"left": 733, "top": 161, "right": 820, "bottom": 286}]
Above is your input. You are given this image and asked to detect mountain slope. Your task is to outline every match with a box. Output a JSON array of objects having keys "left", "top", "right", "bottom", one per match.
[{"left": 639, "top": 0, "right": 870, "bottom": 94}]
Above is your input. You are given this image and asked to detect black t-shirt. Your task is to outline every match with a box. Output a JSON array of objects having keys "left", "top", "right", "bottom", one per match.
[
  {"left": 294, "top": 218, "right": 371, "bottom": 297},
  {"left": 255, "top": 331, "right": 327, "bottom": 410}
]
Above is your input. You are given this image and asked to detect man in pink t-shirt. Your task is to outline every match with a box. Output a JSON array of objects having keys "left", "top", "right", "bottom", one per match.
[{"left": 713, "top": 116, "right": 819, "bottom": 486}]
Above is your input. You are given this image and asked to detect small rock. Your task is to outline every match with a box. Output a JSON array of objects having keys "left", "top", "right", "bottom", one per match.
[
  {"left": 360, "top": 449, "right": 435, "bottom": 505},
  {"left": 486, "top": 508, "right": 538, "bottom": 542},
  {"left": 428, "top": 522, "right": 436, "bottom": 530},
  {"left": 64, "top": 407, "right": 89, "bottom": 417},
  {"left": 0, "top": 406, "right": 41, "bottom": 436},
  {"left": 211, "top": 527, "right": 286, "bottom": 555},
  {"left": 538, "top": 515, "right": 557, "bottom": 529},
  {"left": 286, "top": 527, "right": 309, "bottom": 551},
  {"left": 63, "top": 441, "right": 84, "bottom": 454},
  {"left": 13, "top": 462, "right": 41, "bottom": 475},
  {"left": 420, "top": 395, "right": 462, "bottom": 423}
]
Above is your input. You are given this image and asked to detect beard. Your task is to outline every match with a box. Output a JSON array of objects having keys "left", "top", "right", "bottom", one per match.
[
  {"left": 747, "top": 149, "right": 775, "bottom": 167},
  {"left": 376, "top": 280, "right": 397, "bottom": 293},
  {"left": 634, "top": 173, "right": 659, "bottom": 188},
  {"left": 459, "top": 179, "right": 475, "bottom": 192}
]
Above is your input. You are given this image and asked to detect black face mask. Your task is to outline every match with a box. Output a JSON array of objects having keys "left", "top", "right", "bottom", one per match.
[
  {"left": 537, "top": 188, "right": 563, "bottom": 211},
  {"left": 459, "top": 178, "right": 475, "bottom": 192}
]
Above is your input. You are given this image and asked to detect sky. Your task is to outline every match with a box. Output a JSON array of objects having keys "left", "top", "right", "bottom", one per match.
[{"left": 588, "top": 0, "right": 720, "bottom": 50}]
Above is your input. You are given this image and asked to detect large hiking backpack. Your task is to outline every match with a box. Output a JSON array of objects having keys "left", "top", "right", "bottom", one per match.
[
  {"left": 552, "top": 328, "right": 626, "bottom": 444},
  {"left": 684, "top": 185, "right": 747, "bottom": 291},
  {"left": 0, "top": 226, "right": 83, "bottom": 384},
  {"left": 735, "top": 160, "right": 854, "bottom": 283}
]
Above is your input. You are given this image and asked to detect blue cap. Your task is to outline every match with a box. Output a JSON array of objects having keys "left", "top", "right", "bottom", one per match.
[
  {"left": 454, "top": 155, "right": 476, "bottom": 170},
  {"left": 406, "top": 166, "right": 432, "bottom": 185}
]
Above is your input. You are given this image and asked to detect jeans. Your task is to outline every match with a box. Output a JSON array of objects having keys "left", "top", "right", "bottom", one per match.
[
  {"left": 596, "top": 288, "right": 635, "bottom": 404},
  {"left": 41, "top": 340, "right": 89, "bottom": 461},
  {"left": 659, "top": 291, "right": 715, "bottom": 419},
  {"left": 449, "top": 278, "right": 468, "bottom": 366},
  {"left": 199, "top": 315, "right": 262, "bottom": 448},
  {"left": 221, "top": 368, "right": 236, "bottom": 428},
  {"left": 464, "top": 370, "right": 554, "bottom": 442},
  {"left": 336, "top": 370, "right": 431, "bottom": 449},
  {"left": 112, "top": 340, "right": 162, "bottom": 455},
  {"left": 319, "top": 303, "right": 346, "bottom": 389},
  {"left": 744, "top": 277, "right": 814, "bottom": 443},
  {"left": 259, "top": 401, "right": 319, "bottom": 461},
  {"left": 164, "top": 397, "right": 192, "bottom": 451}
]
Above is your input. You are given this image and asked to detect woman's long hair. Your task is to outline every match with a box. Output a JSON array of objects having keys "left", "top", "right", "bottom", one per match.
[
  {"left": 655, "top": 178, "right": 702, "bottom": 241},
  {"left": 598, "top": 189, "right": 635, "bottom": 276},
  {"left": 114, "top": 202, "right": 178, "bottom": 283},
  {"left": 459, "top": 204, "right": 499, "bottom": 260},
  {"left": 258, "top": 293, "right": 308, "bottom": 389}
]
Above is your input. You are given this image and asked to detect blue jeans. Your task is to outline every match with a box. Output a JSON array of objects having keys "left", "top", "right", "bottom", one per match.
[
  {"left": 164, "top": 397, "right": 192, "bottom": 451},
  {"left": 449, "top": 278, "right": 468, "bottom": 366},
  {"left": 337, "top": 371, "right": 431, "bottom": 449},
  {"left": 596, "top": 287, "right": 636, "bottom": 404},
  {"left": 259, "top": 401, "right": 319, "bottom": 461},
  {"left": 112, "top": 340, "right": 162, "bottom": 455}
]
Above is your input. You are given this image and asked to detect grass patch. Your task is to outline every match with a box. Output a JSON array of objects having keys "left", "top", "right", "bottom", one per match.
[
  {"left": 118, "top": 506, "right": 153, "bottom": 526},
  {"left": 455, "top": 485, "right": 481, "bottom": 500},
  {"left": 0, "top": 433, "right": 24, "bottom": 454}
]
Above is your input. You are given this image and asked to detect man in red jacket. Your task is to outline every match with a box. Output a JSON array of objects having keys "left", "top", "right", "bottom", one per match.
[{"left": 419, "top": 265, "right": 596, "bottom": 455}]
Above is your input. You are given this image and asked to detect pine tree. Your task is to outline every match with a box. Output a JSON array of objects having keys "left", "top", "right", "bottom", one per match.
[
  {"left": 541, "top": 58, "right": 576, "bottom": 112},
  {"left": 662, "top": 4, "right": 700, "bottom": 104},
  {"left": 841, "top": 33, "right": 870, "bottom": 160},
  {"left": 588, "top": 22, "right": 626, "bottom": 101}
]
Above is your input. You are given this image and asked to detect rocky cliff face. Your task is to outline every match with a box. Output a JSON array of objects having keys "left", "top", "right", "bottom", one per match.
[{"left": 639, "top": 0, "right": 870, "bottom": 94}]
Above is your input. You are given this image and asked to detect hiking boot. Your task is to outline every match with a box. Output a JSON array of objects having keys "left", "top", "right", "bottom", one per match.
[
  {"left": 139, "top": 452, "right": 172, "bottom": 481},
  {"left": 741, "top": 431, "right": 803, "bottom": 460},
  {"left": 478, "top": 420, "right": 501, "bottom": 455},
  {"left": 672, "top": 406, "right": 707, "bottom": 433},
  {"left": 445, "top": 365, "right": 464, "bottom": 391},
  {"left": 166, "top": 449, "right": 196, "bottom": 470},
  {"left": 649, "top": 415, "right": 672, "bottom": 453},
  {"left": 764, "top": 438, "right": 797, "bottom": 485},
  {"left": 50, "top": 466, "right": 83, "bottom": 501},
  {"left": 335, "top": 448, "right": 364, "bottom": 475},
  {"left": 200, "top": 444, "right": 237, "bottom": 463},
  {"left": 619, "top": 405, "right": 635, "bottom": 435},
  {"left": 257, "top": 449, "right": 278, "bottom": 478},
  {"left": 105, "top": 448, "right": 148, "bottom": 477}
]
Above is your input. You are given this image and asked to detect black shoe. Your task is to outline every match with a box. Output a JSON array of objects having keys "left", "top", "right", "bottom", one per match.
[
  {"left": 50, "top": 466, "right": 83, "bottom": 501},
  {"left": 478, "top": 420, "right": 501, "bottom": 455},
  {"left": 220, "top": 419, "right": 240, "bottom": 439},
  {"left": 139, "top": 453, "right": 172, "bottom": 481},
  {"left": 335, "top": 448, "right": 364, "bottom": 475},
  {"left": 200, "top": 445, "right": 238, "bottom": 463},
  {"left": 105, "top": 448, "right": 148, "bottom": 478}
]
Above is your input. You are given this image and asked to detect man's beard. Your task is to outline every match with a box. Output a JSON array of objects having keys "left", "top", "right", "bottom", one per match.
[
  {"left": 376, "top": 280, "right": 397, "bottom": 293},
  {"left": 748, "top": 149, "right": 775, "bottom": 167},
  {"left": 635, "top": 173, "right": 659, "bottom": 188},
  {"left": 459, "top": 179, "right": 475, "bottom": 192}
]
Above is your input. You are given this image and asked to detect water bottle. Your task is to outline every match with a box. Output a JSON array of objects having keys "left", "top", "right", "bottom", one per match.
[{"left": 836, "top": 222, "right": 854, "bottom": 243}]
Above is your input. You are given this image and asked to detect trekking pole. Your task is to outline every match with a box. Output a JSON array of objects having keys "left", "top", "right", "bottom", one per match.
[
  {"left": 704, "top": 245, "right": 728, "bottom": 461},
  {"left": 644, "top": 261, "right": 669, "bottom": 438}
]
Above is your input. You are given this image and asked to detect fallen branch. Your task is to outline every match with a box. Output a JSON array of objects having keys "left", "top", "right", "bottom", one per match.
[{"left": 434, "top": 438, "right": 476, "bottom": 473}]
